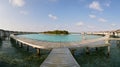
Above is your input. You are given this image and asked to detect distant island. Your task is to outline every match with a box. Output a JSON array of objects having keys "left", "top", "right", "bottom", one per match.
[{"left": 42, "top": 30, "right": 69, "bottom": 35}]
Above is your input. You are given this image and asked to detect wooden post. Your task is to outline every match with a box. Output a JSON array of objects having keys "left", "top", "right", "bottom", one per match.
[
  {"left": 27, "top": 45, "right": 29, "bottom": 51},
  {"left": 105, "top": 39, "right": 109, "bottom": 44},
  {"left": 37, "top": 48, "right": 40, "bottom": 55},
  {"left": 117, "top": 41, "right": 120, "bottom": 47},
  {"left": 16, "top": 40, "right": 18, "bottom": 45},
  {"left": 7, "top": 37, "right": 10, "bottom": 40},
  {"left": 19, "top": 42, "right": 23, "bottom": 48},
  {"left": 117, "top": 40, "right": 120, "bottom": 44},
  {"left": 107, "top": 46, "right": 110, "bottom": 56},
  {"left": 86, "top": 47, "right": 90, "bottom": 54},
  {"left": 95, "top": 47, "right": 98, "bottom": 51},
  {"left": 71, "top": 49, "right": 76, "bottom": 55},
  {"left": 105, "top": 39, "right": 110, "bottom": 47}
]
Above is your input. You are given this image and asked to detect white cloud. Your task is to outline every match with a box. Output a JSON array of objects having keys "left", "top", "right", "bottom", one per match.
[
  {"left": 98, "top": 18, "right": 107, "bottom": 22},
  {"left": 87, "top": 25, "right": 95, "bottom": 29},
  {"left": 89, "top": 14, "right": 96, "bottom": 19},
  {"left": 105, "top": 3, "right": 110, "bottom": 7},
  {"left": 20, "top": 11, "right": 28, "bottom": 15},
  {"left": 105, "top": 1, "right": 111, "bottom": 7},
  {"left": 111, "top": 23, "right": 116, "bottom": 27},
  {"left": 9, "top": 0, "right": 25, "bottom": 7},
  {"left": 76, "top": 22, "right": 84, "bottom": 26},
  {"left": 48, "top": 14, "right": 57, "bottom": 20},
  {"left": 89, "top": 1, "right": 103, "bottom": 11}
]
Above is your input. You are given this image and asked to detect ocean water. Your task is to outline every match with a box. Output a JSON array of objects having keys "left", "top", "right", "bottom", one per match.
[
  {"left": 0, "top": 38, "right": 51, "bottom": 67},
  {"left": 73, "top": 40, "right": 120, "bottom": 67},
  {"left": 0, "top": 34, "right": 120, "bottom": 67},
  {"left": 18, "top": 34, "right": 102, "bottom": 42}
]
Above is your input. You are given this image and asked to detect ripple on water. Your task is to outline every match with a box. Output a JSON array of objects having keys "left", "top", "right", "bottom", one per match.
[
  {"left": 73, "top": 40, "right": 120, "bottom": 67},
  {"left": 0, "top": 40, "right": 51, "bottom": 67}
]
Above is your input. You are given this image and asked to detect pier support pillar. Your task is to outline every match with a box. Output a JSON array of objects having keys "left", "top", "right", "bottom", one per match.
[
  {"left": 16, "top": 40, "right": 18, "bottom": 44},
  {"left": 16, "top": 40, "right": 17, "bottom": 44},
  {"left": 19, "top": 42, "right": 23, "bottom": 48},
  {"left": 71, "top": 49, "right": 76, "bottom": 55},
  {"left": 27, "top": 45, "right": 29, "bottom": 51},
  {"left": 119, "top": 40, "right": 120, "bottom": 44},
  {"left": 86, "top": 47, "right": 90, "bottom": 54},
  {"left": 7, "top": 37, "right": 10, "bottom": 40},
  {"left": 107, "top": 46, "right": 110, "bottom": 56},
  {"left": 37, "top": 48, "right": 40, "bottom": 55},
  {"left": 117, "top": 40, "right": 120, "bottom": 44},
  {"left": 105, "top": 40, "right": 109, "bottom": 45},
  {"left": 95, "top": 47, "right": 98, "bottom": 51},
  {"left": 116, "top": 41, "right": 120, "bottom": 47}
]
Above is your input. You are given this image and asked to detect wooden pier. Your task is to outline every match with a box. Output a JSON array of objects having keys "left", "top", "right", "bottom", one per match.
[
  {"left": 9, "top": 34, "right": 114, "bottom": 67},
  {"left": 40, "top": 48, "right": 80, "bottom": 67},
  {"left": 0, "top": 29, "right": 120, "bottom": 67}
]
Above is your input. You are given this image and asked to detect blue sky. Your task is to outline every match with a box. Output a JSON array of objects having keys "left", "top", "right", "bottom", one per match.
[{"left": 0, "top": 0, "right": 119, "bottom": 32}]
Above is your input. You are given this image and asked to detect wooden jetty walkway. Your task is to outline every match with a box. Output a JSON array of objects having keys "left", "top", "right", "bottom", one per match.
[
  {"left": 9, "top": 34, "right": 120, "bottom": 67},
  {"left": 0, "top": 29, "right": 120, "bottom": 67},
  {"left": 10, "top": 34, "right": 109, "bottom": 49},
  {"left": 40, "top": 48, "right": 80, "bottom": 67}
]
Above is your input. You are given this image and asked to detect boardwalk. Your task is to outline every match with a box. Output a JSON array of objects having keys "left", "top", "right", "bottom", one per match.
[
  {"left": 1, "top": 29, "right": 120, "bottom": 67},
  {"left": 10, "top": 34, "right": 118, "bottom": 67},
  {"left": 10, "top": 34, "right": 109, "bottom": 49},
  {"left": 40, "top": 48, "right": 80, "bottom": 67}
]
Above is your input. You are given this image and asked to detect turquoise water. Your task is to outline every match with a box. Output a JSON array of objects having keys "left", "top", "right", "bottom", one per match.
[{"left": 18, "top": 34, "right": 102, "bottom": 42}]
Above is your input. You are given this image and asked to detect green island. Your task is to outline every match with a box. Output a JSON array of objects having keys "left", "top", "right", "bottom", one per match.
[{"left": 42, "top": 30, "right": 69, "bottom": 34}]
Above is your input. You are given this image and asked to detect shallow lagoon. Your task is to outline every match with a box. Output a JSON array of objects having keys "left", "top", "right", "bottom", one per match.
[{"left": 18, "top": 34, "right": 102, "bottom": 42}]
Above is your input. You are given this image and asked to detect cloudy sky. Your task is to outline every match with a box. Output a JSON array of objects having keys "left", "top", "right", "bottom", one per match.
[{"left": 0, "top": 0, "right": 119, "bottom": 32}]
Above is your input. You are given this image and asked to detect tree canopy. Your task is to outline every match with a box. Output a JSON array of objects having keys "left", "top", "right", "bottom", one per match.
[{"left": 43, "top": 30, "right": 69, "bottom": 34}]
